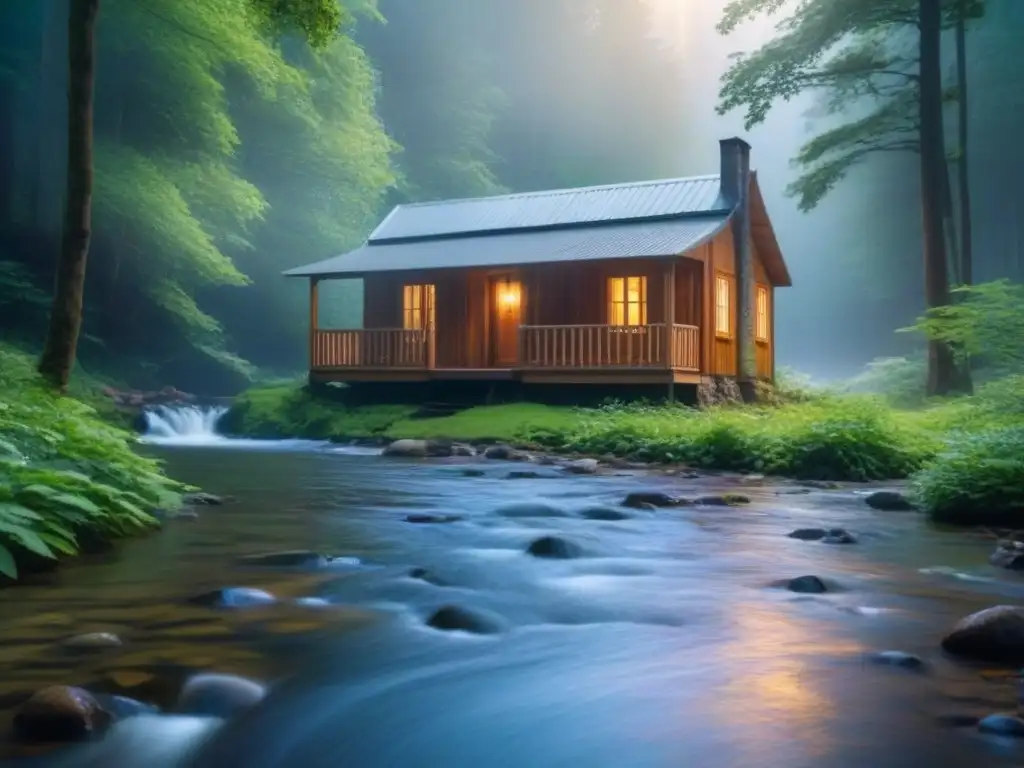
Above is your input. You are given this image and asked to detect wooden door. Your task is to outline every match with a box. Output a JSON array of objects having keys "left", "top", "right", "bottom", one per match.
[{"left": 490, "top": 277, "right": 522, "bottom": 366}]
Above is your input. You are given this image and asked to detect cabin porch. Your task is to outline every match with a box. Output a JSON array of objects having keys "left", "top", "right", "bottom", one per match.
[{"left": 307, "top": 257, "right": 706, "bottom": 387}]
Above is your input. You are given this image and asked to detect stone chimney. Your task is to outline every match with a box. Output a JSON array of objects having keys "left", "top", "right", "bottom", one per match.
[{"left": 719, "top": 137, "right": 756, "bottom": 395}]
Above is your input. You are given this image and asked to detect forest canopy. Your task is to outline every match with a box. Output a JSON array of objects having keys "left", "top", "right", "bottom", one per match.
[{"left": 0, "top": 0, "right": 693, "bottom": 393}]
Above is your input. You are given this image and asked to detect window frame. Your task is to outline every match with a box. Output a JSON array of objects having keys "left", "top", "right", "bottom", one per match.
[
  {"left": 755, "top": 284, "right": 770, "bottom": 343},
  {"left": 714, "top": 272, "right": 733, "bottom": 339},
  {"left": 402, "top": 284, "right": 435, "bottom": 331},
  {"left": 607, "top": 275, "right": 648, "bottom": 327}
]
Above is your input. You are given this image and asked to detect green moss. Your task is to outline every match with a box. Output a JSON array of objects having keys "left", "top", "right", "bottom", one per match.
[
  {"left": 228, "top": 376, "right": 1024, "bottom": 527},
  {"left": 0, "top": 346, "right": 182, "bottom": 579}
]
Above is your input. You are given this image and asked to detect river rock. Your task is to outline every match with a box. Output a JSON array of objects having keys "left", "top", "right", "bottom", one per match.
[
  {"left": 526, "top": 535, "right": 582, "bottom": 559},
  {"left": 483, "top": 444, "right": 529, "bottom": 461},
  {"left": 188, "top": 587, "right": 276, "bottom": 609},
  {"left": 822, "top": 528, "right": 858, "bottom": 544},
  {"left": 426, "top": 605, "right": 500, "bottom": 634},
  {"left": 236, "top": 550, "right": 328, "bottom": 569},
  {"left": 405, "top": 514, "right": 463, "bottom": 524},
  {"left": 92, "top": 693, "right": 159, "bottom": 720},
  {"left": 865, "top": 490, "right": 914, "bottom": 511},
  {"left": 506, "top": 470, "right": 542, "bottom": 479},
  {"left": 563, "top": 458, "right": 599, "bottom": 475},
  {"left": 871, "top": 651, "right": 925, "bottom": 670},
  {"left": 622, "top": 492, "right": 688, "bottom": 508},
  {"left": 979, "top": 714, "right": 1024, "bottom": 737},
  {"left": 63, "top": 631, "right": 123, "bottom": 650},
  {"left": 177, "top": 673, "right": 267, "bottom": 718},
  {"left": 382, "top": 439, "right": 430, "bottom": 458},
  {"left": 409, "top": 567, "right": 446, "bottom": 586},
  {"left": 990, "top": 541, "right": 1024, "bottom": 570},
  {"left": 578, "top": 506, "right": 631, "bottom": 521},
  {"left": 12, "top": 685, "right": 112, "bottom": 744},
  {"left": 941, "top": 605, "right": 1024, "bottom": 662},
  {"left": 494, "top": 502, "right": 569, "bottom": 518},
  {"left": 696, "top": 494, "right": 750, "bottom": 506},
  {"left": 785, "top": 575, "right": 828, "bottom": 594},
  {"left": 461, "top": 468, "right": 486, "bottom": 477},
  {"left": 787, "top": 528, "right": 828, "bottom": 541},
  {"left": 183, "top": 492, "right": 226, "bottom": 506}
]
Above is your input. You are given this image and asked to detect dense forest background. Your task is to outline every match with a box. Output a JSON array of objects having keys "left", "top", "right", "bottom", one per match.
[{"left": 1, "top": 0, "right": 1022, "bottom": 393}]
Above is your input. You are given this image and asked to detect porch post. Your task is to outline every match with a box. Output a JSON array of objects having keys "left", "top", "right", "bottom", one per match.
[
  {"left": 663, "top": 260, "right": 676, "bottom": 401},
  {"left": 425, "top": 284, "right": 436, "bottom": 370},
  {"left": 308, "top": 277, "right": 320, "bottom": 369}
]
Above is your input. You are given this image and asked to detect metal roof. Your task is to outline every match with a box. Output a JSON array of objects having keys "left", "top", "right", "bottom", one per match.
[
  {"left": 284, "top": 215, "right": 729, "bottom": 277},
  {"left": 368, "top": 175, "right": 726, "bottom": 242}
]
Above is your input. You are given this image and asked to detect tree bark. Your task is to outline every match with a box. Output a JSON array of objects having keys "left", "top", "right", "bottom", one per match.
[
  {"left": 918, "top": 0, "right": 957, "bottom": 396},
  {"left": 38, "top": 0, "right": 99, "bottom": 391},
  {"left": 955, "top": 0, "right": 973, "bottom": 286}
]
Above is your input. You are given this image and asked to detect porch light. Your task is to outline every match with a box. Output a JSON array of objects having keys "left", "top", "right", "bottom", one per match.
[{"left": 499, "top": 282, "right": 520, "bottom": 307}]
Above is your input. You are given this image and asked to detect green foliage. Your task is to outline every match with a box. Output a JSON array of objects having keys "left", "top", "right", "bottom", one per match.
[
  {"left": 0, "top": 346, "right": 181, "bottom": 578},
  {"left": 911, "top": 424, "right": 1024, "bottom": 526},
  {"left": 904, "top": 279, "right": 1024, "bottom": 372},
  {"left": 717, "top": 0, "right": 986, "bottom": 211},
  {"left": 221, "top": 384, "right": 416, "bottom": 439}
]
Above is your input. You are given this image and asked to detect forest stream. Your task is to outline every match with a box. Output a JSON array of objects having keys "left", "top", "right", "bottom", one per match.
[{"left": 2, "top": 412, "right": 1024, "bottom": 767}]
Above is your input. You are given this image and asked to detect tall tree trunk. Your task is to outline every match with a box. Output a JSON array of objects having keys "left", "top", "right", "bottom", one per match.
[
  {"left": 918, "top": 0, "right": 957, "bottom": 396},
  {"left": 38, "top": 0, "right": 99, "bottom": 391},
  {"left": 955, "top": 0, "right": 973, "bottom": 286}
]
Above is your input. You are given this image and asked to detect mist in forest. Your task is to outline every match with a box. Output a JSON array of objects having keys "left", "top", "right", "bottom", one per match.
[{"left": 1, "top": 0, "right": 1022, "bottom": 391}]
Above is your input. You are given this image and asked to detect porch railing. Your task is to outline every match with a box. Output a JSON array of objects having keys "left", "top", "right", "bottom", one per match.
[
  {"left": 519, "top": 323, "right": 700, "bottom": 370},
  {"left": 311, "top": 328, "right": 431, "bottom": 368}
]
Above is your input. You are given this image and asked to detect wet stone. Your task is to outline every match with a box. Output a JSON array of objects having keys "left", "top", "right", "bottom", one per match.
[
  {"left": 864, "top": 490, "right": 914, "bottom": 511},
  {"left": 176, "top": 673, "right": 267, "bottom": 718},
  {"left": 822, "top": 528, "right": 857, "bottom": 545},
  {"left": 12, "top": 685, "right": 112, "bottom": 744},
  {"left": 578, "top": 506, "right": 632, "bottom": 521},
  {"left": 63, "top": 632, "right": 123, "bottom": 650},
  {"left": 494, "top": 502, "right": 570, "bottom": 518},
  {"left": 405, "top": 514, "right": 463, "bottom": 524},
  {"left": 236, "top": 550, "right": 328, "bottom": 569},
  {"left": 942, "top": 605, "right": 1024, "bottom": 663},
  {"left": 786, "top": 575, "right": 828, "bottom": 594},
  {"left": 426, "top": 605, "right": 501, "bottom": 635},
  {"left": 871, "top": 651, "right": 926, "bottom": 670},
  {"left": 526, "top": 536, "right": 582, "bottom": 559},
  {"left": 482, "top": 444, "right": 529, "bottom": 461},
  {"left": 409, "top": 567, "right": 446, "bottom": 586},
  {"left": 563, "top": 458, "right": 599, "bottom": 475},
  {"left": 622, "top": 492, "right": 687, "bottom": 509},
  {"left": 183, "top": 492, "right": 226, "bottom": 506},
  {"left": 461, "top": 468, "right": 486, "bottom": 477},
  {"left": 979, "top": 714, "right": 1024, "bottom": 737},
  {"left": 381, "top": 439, "right": 429, "bottom": 457},
  {"left": 990, "top": 541, "right": 1024, "bottom": 570},
  {"left": 787, "top": 528, "right": 828, "bottom": 541},
  {"left": 92, "top": 693, "right": 159, "bottom": 720},
  {"left": 506, "top": 470, "right": 542, "bottom": 479},
  {"left": 188, "top": 587, "right": 276, "bottom": 609}
]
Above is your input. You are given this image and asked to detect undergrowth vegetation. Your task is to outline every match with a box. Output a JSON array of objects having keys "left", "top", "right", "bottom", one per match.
[{"left": 0, "top": 347, "right": 182, "bottom": 579}]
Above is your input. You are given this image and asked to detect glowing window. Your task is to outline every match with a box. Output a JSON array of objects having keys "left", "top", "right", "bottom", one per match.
[
  {"left": 608, "top": 276, "right": 647, "bottom": 326},
  {"left": 402, "top": 284, "right": 435, "bottom": 330},
  {"left": 715, "top": 275, "right": 731, "bottom": 337},
  {"left": 755, "top": 285, "right": 769, "bottom": 342}
]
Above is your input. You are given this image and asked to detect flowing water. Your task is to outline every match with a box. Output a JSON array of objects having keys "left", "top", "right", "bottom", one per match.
[{"left": 3, "top": 408, "right": 1024, "bottom": 766}]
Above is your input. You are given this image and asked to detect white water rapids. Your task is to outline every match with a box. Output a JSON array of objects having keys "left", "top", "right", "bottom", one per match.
[{"left": 140, "top": 405, "right": 231, "bottom": 446}]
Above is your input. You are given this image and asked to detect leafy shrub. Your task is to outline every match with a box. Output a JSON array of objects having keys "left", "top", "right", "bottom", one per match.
[
  {"left": 911, "top": 425, "right": 1024, "bottom": 526},
  {"left": 0, "top": 346, "right": 180, "bottom": 578}
]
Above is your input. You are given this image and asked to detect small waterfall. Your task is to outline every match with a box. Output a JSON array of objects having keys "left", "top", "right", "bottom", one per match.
[{"left": 141, "top": 405, "right": 229, "bottom": 445}]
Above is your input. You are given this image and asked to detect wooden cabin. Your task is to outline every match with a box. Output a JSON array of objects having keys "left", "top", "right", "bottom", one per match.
[{"left": 285, "top": 137, "right": 791, "bottom": 399}]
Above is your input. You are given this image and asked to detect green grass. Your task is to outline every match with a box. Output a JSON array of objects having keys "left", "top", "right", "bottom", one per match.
[
  {"left": 0, "top": 346, "right": 182, "bottom": 579},
  {"left": 226, "top": 375, "right": 1024, "bottom": 526}
]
